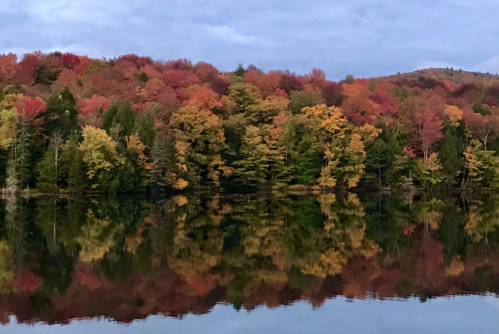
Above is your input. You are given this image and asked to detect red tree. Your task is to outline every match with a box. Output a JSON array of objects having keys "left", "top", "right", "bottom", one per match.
[{"left": 61, "top": 52, "right": 81, "bottom": 69}]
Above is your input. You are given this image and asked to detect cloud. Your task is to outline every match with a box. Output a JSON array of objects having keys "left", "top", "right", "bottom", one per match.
[{"left": 1, "top": 0, "right": 499, "bottom": 80}]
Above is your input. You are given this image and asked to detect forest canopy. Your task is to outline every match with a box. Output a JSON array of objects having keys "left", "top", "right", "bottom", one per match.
[{"left": 1, "top": 51, "right": 499, "bottom": 193}]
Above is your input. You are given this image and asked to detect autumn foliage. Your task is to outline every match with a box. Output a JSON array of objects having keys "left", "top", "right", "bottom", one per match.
[{"left": 0, "top": 51, "right": 498, "bottom": 192}]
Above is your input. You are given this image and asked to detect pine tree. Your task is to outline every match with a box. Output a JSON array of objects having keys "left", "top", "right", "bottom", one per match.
[
  {"left": 44, "top": 87, "right": 78, "bottom": 138},
  {"left": 6, "top": 113, "right": 31, "bottom": 192},
  {"left": 60, "top": 132, "right": 87, "bottom": 193},
  {"left": 438, "top": 127, "right": 464, "bottom": 185},
  {"left": 151, "top": 128, "right": 175, "bottom": 188},
  {"left": 36, "top": 133, "right": 63, "bottom": 193}
]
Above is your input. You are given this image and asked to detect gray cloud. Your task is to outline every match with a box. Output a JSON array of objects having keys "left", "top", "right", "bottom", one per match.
[{"left": 0, "top": 0, "right": 498, "bottom": 80}]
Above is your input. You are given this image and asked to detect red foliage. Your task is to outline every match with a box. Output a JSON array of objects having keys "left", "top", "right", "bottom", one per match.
[
  {"left": 74, "top": 56, "right": 93, "bottom": 75},
  {"left": 279, "top": 71, "right": 304, "bottom": 93},
  {"left": 13, "top": 270, "right": 43, "bottom": 292},
  {"left": 143, "top": 80, "right": 180, "bottom": 106},
  {"left": 193, "top": 62, "right": 219, "bottom": 82},
  {"left": 370, "top": 91, "right": 398, "bottom": 114},
  {"left": 75, "top": 269, "right": 105, "bottom": 291},
  {"left": 90, "top": 75, "right": 119, "bottom": 98},
  {"left": 12, "top": 53, "right": 39, "bottom": 85},
  {"left": 117, "top": 54, "right": 152, "bottom": 68},
  {"left": 272, "top": 88, "right": 289, "bottom": 99},
  {"left": 342, "top": 90, "right": 381, "bottom": 125},
  {"left": 0, "top": 53, "right": 18, "bottom": 83},
  {"left": 184, "top": 273, "right": 220, "bottom": 295},
  {"left": 140, "top": 64, "right": 162, "bottom": 80},
  {"left": 114, "top": 59, "right": 138, "bottom": 79},
  {"left": 14, "top": 97, "right": 47, "bottom": 118},
  {"left": 77, "top": 94, "right": 113, "bottom": 115},
  {"left": 321, "top": 82, "right": 344, "bottom": 107},
  {"left": 52, "top": 69, "right": 79, "bottom": 94},
  {"left": 414, "top": 98, "right": 444, "bottom": 158},
  {"left": 62, "top": 52, "right": 81, "bottom": 69},
  {"left": 307, "top": 68, "right": 327, "bottom": 88},
  {"left": 161, "top": 70, "right": 201, "bottom": 89},
  {"left": 244, "top": 70, "right": 282, "bottom": 98},
  {"left": 164, "top": 59, "right": 192, "bottom": 71},
  {"left": 209, "top": 76, "right": 232, "bottom": 95}
]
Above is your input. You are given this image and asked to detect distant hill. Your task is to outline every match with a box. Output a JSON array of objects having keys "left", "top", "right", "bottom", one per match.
[{"left": 382, "top": 68, "right": 499, "bottom": 85}]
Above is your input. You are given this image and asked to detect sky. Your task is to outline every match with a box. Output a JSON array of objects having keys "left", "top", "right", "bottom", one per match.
[
  {"left": 1, "top": 0, "right": 499, "bottom": 80},
  {"left": 4, "top": 296, "right": 499, "bottom": 334}
]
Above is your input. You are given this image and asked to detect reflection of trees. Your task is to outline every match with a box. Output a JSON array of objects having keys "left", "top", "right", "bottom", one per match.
[
  {"left": 5, "top": 192, "right": 499, "bottom": 323},
  {"left": 296, "top": 193, "right": 380, "bottom": 278},
  {"left": 465, "top": 195, "right": 499, "bottom": 251},
  {"left": 166, "top": 195, "right": 227, "bottom": 281},
  {"left": 75, "top": 209, "right": 124, "bottom": 263}
]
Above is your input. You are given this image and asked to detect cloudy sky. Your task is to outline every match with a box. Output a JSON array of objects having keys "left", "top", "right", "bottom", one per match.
[{"left": 1, "top": 0, "right": 499, "bottom": 80}]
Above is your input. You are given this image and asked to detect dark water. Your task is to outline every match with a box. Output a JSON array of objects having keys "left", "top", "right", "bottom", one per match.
[{"left": 0, "top": 191, "right": 499, "bottom": 333}]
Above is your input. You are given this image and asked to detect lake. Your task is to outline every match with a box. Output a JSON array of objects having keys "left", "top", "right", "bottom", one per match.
[{"left": 0, "top": 191, "right": 498, "bottom": 333}]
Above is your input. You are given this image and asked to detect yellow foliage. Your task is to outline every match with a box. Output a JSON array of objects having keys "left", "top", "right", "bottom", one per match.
[
  {"left": 0, "top": 93, "right": 24, "bottom": 109},
  {"left": 0, "top": 108, "right": 19, "bottom": 149},
  {"left": 76, "top": 210, "right": 124, "bottom": 262},
  {"left": 464, "top": 141, "right": 482, "bottom": 182},
  {"left": 79, "top": 126, "right": 124, "bottom": 180},
  {"left": 446, "top": 257, "right": 465, "bottom": 277},
  {"left": 126, "top": 134, "right": 153, "bottom": 170},
  {"left": 302, "top": 104, "right": 347, "bottom": 134},
  {"left": 356, "top": 123, "right": 381, "bottom": 143},
  {"left": 444, "top": 105, "right": 463, "bottom": 127},
  {"left": 173, "top": 195, "right": 189, "bottom": 206},
  {"left": 173, "top": 178, "right": 189, "bottom": 190},
  {"left": 0, "top": 240, "right": 14, "bottom": 293}
]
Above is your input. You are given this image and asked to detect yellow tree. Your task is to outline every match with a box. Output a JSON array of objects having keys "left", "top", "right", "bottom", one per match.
[
  {"left": 78, "top": 126, "right": 124, "bottom": 188},
  {"left": 302, "top": 104, "right": 376, "bottom": 188},
  {"left": 169, "top": 105, "right": 231, "bottom": 188},
  {"left": 0, "top": 108, "right": 19, "bottom": 149}
]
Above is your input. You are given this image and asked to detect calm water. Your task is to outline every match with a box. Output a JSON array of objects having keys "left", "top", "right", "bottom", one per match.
[{"left": 0, "top": 191, "right": 498, "bottom": 333}]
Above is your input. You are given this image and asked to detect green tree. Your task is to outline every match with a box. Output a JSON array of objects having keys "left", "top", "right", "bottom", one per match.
[
  {"left": 103, "top": 101, "right": 136, "bottom": 140},
  {"left": 135, "top": 109, "right": 156, "bottom": 149},
  {"left": 6, "top": 113, "right": 31, "bottom": 192},
  {"left": 438, "top": 127, "right": 464, "bottom": 185},
  {"left": 44, "top": 87, "right": 78, "bottom": 138},
  {"left": 60, "top": 133, "right": 87, "bottom": 193},
  {"left": 289, "top": 90, "right": 325, "bottom": 114}
]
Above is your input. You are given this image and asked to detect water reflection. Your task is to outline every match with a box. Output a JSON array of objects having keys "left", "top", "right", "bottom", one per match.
[{"left": 0, "top": 192, "right": 498, "bottom": 324}]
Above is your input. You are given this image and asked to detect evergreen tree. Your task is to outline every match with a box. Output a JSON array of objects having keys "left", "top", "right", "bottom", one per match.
[
  {"left": 103, "top": 102, "right": 135, "bottom": 139},
  {"left": 438, "top": 127, "right": 464, "bottom": 185},
  {"left": 36, "top": 133, "right": 63, "bottom": 193},
  {"left": 60, "top": 133, "right": 87, "bottom": 193},
  {"left": 7, "top": 114, "right": 31, "bottom": 192},
  {"left": 151, "top": 128, "right": 175, "bottom": 188},
  {"left": 364, "top": 138, "right": 388, "bottom": 187},
  {"left": 44, "top": 87, "right": 78, "bottom": 138},
  {"left": 135, "top": 109, "right": 156, "bottom": 149}
]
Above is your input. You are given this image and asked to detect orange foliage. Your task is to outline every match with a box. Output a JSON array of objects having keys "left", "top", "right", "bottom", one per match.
[{"left": 186, "top": 87, "right": 222, "bottom": 110}]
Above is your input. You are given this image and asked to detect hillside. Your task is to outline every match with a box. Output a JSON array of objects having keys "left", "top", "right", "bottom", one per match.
[
  {"left": 1, "top": 51, "right": 499, "bottom": 193},
  {"left": 382, "top": 67, "right": 499, "bottom": 85}
]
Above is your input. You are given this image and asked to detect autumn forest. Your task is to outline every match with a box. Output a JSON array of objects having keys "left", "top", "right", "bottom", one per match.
[{"left": 1, "top": 51, "right": 499, "bottom": 193}]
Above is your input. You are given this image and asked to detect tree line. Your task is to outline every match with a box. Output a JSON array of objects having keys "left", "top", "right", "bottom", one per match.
[{"left": 2, "top": 51, "right": 499, "bottom": 192}]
